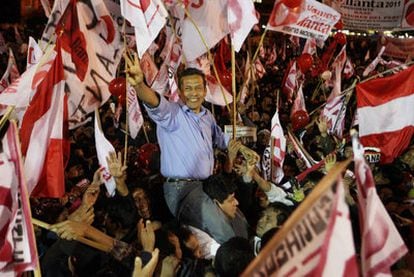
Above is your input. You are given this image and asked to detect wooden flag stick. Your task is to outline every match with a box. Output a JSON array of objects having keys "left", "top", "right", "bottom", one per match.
[{"left": 32, "top": 218, "right": 111, "bottom": 253}]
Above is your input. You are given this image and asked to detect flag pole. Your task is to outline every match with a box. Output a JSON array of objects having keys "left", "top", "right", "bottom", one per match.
[
  {"left": 231, "top": 43, "right": 237, "bottom": 140},
  {"left": 122, "top": 20, "right": 129, "bottom": 167}
]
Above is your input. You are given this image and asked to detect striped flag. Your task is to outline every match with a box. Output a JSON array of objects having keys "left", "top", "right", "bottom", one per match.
[
  {"left": 0, "top": 121, "right": 39, "bottom": 274},
  {"left": 356, "top": 65, "right": 414, "bottom": 163},
  {"left": 20, "top": 43, "right": 70, "bottom": 198},
  {"left": 352, "top": 131, "right": 408, "bottom": 276}
]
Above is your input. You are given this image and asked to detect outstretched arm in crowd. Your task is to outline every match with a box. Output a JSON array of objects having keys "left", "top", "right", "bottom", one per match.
[
  {"left": 125, "top": 52, "right": 159, "bottom": 108},
  {"left": 106, "top": 151, "right": 128, "bottom": 196}
]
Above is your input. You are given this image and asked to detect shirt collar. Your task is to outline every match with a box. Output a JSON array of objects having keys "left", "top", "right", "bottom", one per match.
[{"left": 181, "top": 102, "right": 207, "bottom": 116}]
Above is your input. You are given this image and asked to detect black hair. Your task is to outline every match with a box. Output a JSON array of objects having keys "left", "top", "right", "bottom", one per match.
[
  {"left": 214, "top": 237, "right": 255, "bottom": 277},
  {"left": 176, "top": 226, "right": 196, "bottom": 259},
  {"left": 178, "top": 67, "right": 206, "bottom": 90},
  {"left": 203, "top": 174, "right": 237, "bottom": 204}
]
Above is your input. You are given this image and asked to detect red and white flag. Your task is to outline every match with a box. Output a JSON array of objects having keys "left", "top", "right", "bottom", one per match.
[
  {"left": 94, "top": 110, "right": 117, "bottom": 196},
  {"left": 127, "top": 83, "right": 144, "bottom": 139},
  {"left": 0, "top": 121, "right": 39, "bottom": 274},
  {"left": 26, "top": 37, "right": 43, "bottom": 70},
  {"left": 0, "top": 48, "right": 20, "bottom": 93},
  {"left": 20, "top": 44, "right": 70, "bottom": 198},
  {"left": 270, "top": 110, "right": 286, "bottom": 183},
  {"left": 120, "top": 0, "right": 168, "bottom": 58},
  {"left": 182, "top": 1, "right": 229, "bottom": 61},
  {"left": 352, "top": 131, "right": 408, "bottom": 276},
  {"left": 356, "top": 65, "right": 414, "bottom": 163},
  {"left": 282, "top": 61, "right": 297, "bottom": 102},
  {"left": 291, "top": 83, "right": 307, "bottom": 116},
  {"left": 303, "top": 38, "right": 317, "bottom": 55},
  {"left": 41, "top": 0, "right": 123, "bottom": 128},
  {"left": 343, "top": 57, "right": 355, "bottom": 79},
  {"left": 311, "top": 177, "right": 359, "bottom": 277},
  {"left": 321, "top": 62, "right": 346, "bottom": 138},
  {"left": 228, "top": 0, "right": 258, "bottom": 52},
  {"left": 140, "top": 52, "right": 159, "bottom": 86},
  {"left": 363, "top": 46, "right": 385, "bottom": 77},
  {"left": 40, "top": 0, "right": 52, "bottom": 17}
]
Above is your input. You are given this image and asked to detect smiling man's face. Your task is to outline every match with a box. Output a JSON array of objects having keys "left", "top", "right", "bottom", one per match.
[{"left": 179, "top": 74, "right": 206, "bottom": 114}]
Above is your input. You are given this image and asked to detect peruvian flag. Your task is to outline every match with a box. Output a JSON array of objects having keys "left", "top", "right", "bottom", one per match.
[
  {"left": 20, "top": 43, "right": 70, "bottom": 197},
  {"left": 228, "top": 0, "right": 258, "bottom": 52},
  {"left": 291, "top": 83, "right": 307, "bottom": 117},
  {"left": 0, "top": 122, "right": 39, "bottom": 274},
  {"left": 94, "top": 110, "right": 117, "bottom": 196},
  {"left": 356, "top": 65, "right": 414, "bottom": 163},
  {"left": 127, "top": 83, "right": 144, "bottom": 139},
  {"left": 311, "top": 177, "right": 359, "bottom": 277},
  {"left": 352, "top": 132, "right": 408, "bottom": 276},
  {"left": 363, "top": 46, "right": 385, "bottom": 77},
  {"left": 120, "top": 0, "right": 168, "bottom": 58},
  {"left": 269, "top": 110, "right": 286, "bottom": 184},
  {"left": 0, "top": 48, "right": 20, "bottom": 93}
]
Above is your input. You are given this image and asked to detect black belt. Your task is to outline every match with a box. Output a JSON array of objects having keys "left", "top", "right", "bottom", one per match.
[{"left": 166, "top": 178, "right": 200, "bottom": 183}]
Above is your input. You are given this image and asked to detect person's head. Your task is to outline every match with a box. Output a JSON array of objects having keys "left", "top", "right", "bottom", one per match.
[
  {"left": 132, "top": 187, "right": 152, "bottom": 219},
  {"left": 256, "top": 206, "right": 281, "bottom": 237},
  {"left": 203, "top": 174, "right": 239, "bottom": 219},
  {"left": 178, "top": 67, "right": 207, "bottom": 114},
  {"left": 214, "top": 237, "right": 255, "bottom": 277},
  {"left": 177, "top": 227, "right": 202, "bottom": 259}
]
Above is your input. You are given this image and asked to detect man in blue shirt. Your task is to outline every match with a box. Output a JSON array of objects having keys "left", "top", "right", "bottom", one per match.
[{"left": 125, "top": 54, "right": 247, "bottom": 243}]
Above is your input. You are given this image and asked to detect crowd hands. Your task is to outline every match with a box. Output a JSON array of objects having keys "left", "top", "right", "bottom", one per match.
[{"left": 13, "top": 29, "right": 412, "bottom": 275}]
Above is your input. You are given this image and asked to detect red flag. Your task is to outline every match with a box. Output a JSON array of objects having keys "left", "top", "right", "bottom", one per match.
[
  {"left": 356, "top": 65, "right": 414, "bottom": 163},
  {"left": 291, "top": 83, "right": 307, "bottom": 116},
  {"left": 20, "top": 42, "right": 70, "bottom": 197},
  {"left": 0, "top": 121, "right": 39, "bottom": 273},
  {"left": 282, "top": 60, "right": 297, "bottom": 102},
  {"left": 352, "top": 131, "right": 408, "bottom": 276}
]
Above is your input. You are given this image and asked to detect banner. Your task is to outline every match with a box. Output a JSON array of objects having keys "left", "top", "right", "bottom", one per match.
[
  {"left": 381, "top": 36, "right": 414, "bottom": 60},
  {"left": 0, "top": 121, "right": 38, "bottom": 274},
  {"left": 40, "top": 0, "right": 123, "bottom": 128},
  {"left": 327, "top": 0, "right": 414, "bottom": 30},
  {"left": 242, "top": 160, "right": 352, "bottom": 276},
  {"left": 224, "top": 125, "right": 257, "bottom": 144},
  {"left": 268, "top": 0, "right": 340, "bottom": 41}
]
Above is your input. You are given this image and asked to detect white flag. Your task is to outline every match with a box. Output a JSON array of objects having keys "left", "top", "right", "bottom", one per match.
[
  {"left": 26, "top": 37, "right": 43, "bottom": 69},
  {"left": 94, "top": 110, "right": 117, "bottom": 196},
  {"left": 120, "top": 0, "right": 168, "bottom": 58},
  {"left": 127, "top": 83, "right": 144, "bottom": 139},
  {"left": 228, "top": 0, "right": 258, "bottom": 52}
]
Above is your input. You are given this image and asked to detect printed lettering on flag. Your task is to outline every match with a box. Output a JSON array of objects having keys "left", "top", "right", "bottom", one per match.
[
  {"left": 242, "top": 159, "right": 352, "bottom": 276},
  {"left": 268, "top": 0, "right": 340, "bottom": 41},
  {"left": 94, "top": 110, "right": 117, "bottom": 196},
  {"left": 356, "top": 65, "right": 414, "bottom": 163},
  {"left": 0, "top": 122, "right": 39, "bottom": 274},
  {"left": 352, "top": 131, "right": 408, "bottom": 276},
  {"left": 120, "top": 0, "right": 168, "bottom": 58},
  {"left": 127, "top": 83, "right": 144, "bottom": 139},
  {"left": 40, "top": 0, "right": 123, "bottom": 128}
]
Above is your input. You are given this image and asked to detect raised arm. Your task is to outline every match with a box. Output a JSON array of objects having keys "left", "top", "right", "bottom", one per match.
[{"left": 125, "top": 52, "right": 160, "bottom": 108}]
